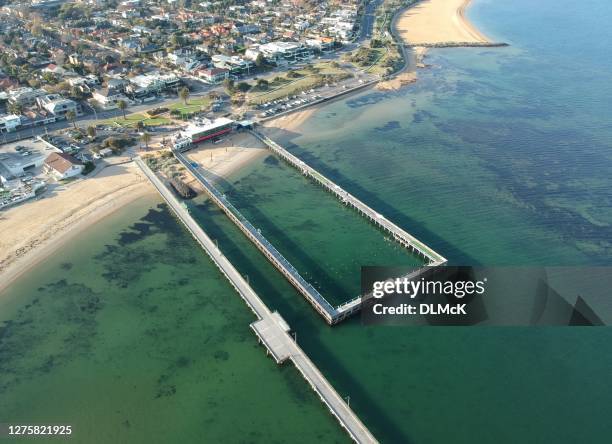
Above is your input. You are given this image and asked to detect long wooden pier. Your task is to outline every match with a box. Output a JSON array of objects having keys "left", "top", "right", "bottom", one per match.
[
  {"left": 173, "top": 151, "right": 341, "bottom": 324},
  {"left": 135, "top": 157, "right": 378, "bottom": 444},
  {"left": 250, "top": 130, "right": 446, "bottom": 266},
  {"left": 249, "top": 130, "right": 447, "bottom": 319}
]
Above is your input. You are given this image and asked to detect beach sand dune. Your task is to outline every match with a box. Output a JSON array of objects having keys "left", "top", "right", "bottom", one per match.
[{"left": 396, "top": 0, "right": 489, "bottom": 46}]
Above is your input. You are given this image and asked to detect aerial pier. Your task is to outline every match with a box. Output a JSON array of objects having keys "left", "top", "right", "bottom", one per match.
[
  {"left": 173, "top": 131, "right": 446, "bottom": 324},
  {"left": 135, "top": 157, "right": 378, "bottom": 444},
  {"left": 173, "top": 150, "right": 341, "bottom": 324},
  {"left": 250, "top": 130, "right": 447, "bottom": 267}
]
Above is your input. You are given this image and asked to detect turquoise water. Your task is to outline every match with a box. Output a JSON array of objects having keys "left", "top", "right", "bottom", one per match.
[
  {"left": 0, "top": 196, "right": 348, "bottom": 443},
  {"left": 2, "top": 0, "right": 612, "bottom": 443},
  {"left": 202, "top": 0, "right": 612, "bottom": 442}
]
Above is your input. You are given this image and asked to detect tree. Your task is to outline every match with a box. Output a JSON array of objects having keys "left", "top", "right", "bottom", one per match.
[
  {"left": 179, "top": 86, "right": 190, "bottom": 105},
  {"left": 256, "top": 78, "right": 269, "bottom": 90},
  {"left": 223, "top": 78, "right": 235, "bottom": 95},
  {"left": 66, "top": 110, "right": 77, "bottom": 130},
  {"left": 117, "top": 100, "right": 127, "bottom": 119},
  {"left": 8, "top": 102, "right": 23, "bottom": 115},
  {"left": 236, "top": 82, "right": 251, "bottom": 93},
  {"left": 141, "top": 132, "right": 152, "bottom": 150},
  {"left": 86, "top": 125, "right": 96, "bottom": 139},
  {"left": 255, "top": 53, "right": 266, "bottom": 68}
]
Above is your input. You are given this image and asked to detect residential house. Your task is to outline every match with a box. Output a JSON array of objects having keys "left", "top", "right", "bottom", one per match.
[
  {"left": 197, "top": 67, "right": 229, "bottom": 84},
  {"left": 0, "top": 114, "right": 21, "bottom": 133},
  {"left": 44, "top": 152, "right": 84, "bottom": 180},
  {"left": 37, "top": 95, "right": 80, "bottom": 119}
]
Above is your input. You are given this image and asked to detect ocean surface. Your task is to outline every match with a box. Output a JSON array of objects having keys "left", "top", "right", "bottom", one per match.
[
  {"left": 0, "top": 196, "right": 348, "bottom": 443},
  {"left": 2, "top": 0, "right": 612, "bottom": 442}
]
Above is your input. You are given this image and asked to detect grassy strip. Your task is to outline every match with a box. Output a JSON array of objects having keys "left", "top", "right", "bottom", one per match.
[{"left": 102, "top": 113, "right": 172, "bottom": 128}]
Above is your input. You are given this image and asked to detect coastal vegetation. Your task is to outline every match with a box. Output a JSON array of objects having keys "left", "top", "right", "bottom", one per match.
[{"left": 247, "top": 61, "right": 352, "bottom": 105}]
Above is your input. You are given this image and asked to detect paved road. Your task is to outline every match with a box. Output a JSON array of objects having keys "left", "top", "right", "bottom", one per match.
[
  {"left": 359, "top": 0, "right": 384, "bottom": 42},
  {"left": 136, "top": 157, "right": 378, "bottom": 444}
]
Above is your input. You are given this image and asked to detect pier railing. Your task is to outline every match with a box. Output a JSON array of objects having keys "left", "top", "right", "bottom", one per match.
[
  {"left": 135, "top": 157, "right": 378, "bottom": 443},
  {"left": 250, "top": 130, "right": 447, "bottom": 267},
  {"left": 174, "top": 151, "right": 339, "bottom": 323}
]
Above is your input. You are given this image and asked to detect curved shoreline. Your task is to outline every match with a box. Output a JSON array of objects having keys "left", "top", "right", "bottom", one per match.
[
  {"left": 395, "top": 0, "right": 490, "bottom": 47},
  {"left": 457, "top": 0, "right": 490, "bottom": 43},
  {"left": 0, "top": 179, "right": 156, "bottom": 295}
]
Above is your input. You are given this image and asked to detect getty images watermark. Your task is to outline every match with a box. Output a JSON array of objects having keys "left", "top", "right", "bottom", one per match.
[
  {"left": 361, "top": 266, "right": 610, "bottom": 326},
  {"left": 371, "top": 274, "right": 487, "bottom": 316}
]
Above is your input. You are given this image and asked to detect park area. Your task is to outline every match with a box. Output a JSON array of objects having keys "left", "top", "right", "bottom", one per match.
[
  {"left": 100, "top": 96, "right": 212, "bottom": 128},
  {"left": 247, "top": 61, "right": 352, "bottom": 105}
]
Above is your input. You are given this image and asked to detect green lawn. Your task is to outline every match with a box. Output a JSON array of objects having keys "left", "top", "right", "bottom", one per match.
[
  {"left": 167, "top": 97, "right": 212, "bottom": 114},
  {"left": 248, "top": 63, "right": 352, "bottom": 105},
  {"left": 101, "top": 113, "right": 172, "bottom": 128}
]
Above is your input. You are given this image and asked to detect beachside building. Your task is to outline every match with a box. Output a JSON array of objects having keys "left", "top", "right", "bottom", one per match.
[
  {"left": 0, "top": 149, "right": 47, "bottom": 184},
  {"left": 197, "top": 67, "right": 230, "bottom": 84},
  {"left": 8, "top": 87, "right": 48, "bottom": 106},
  {"left": 211, "top": 55, "right": 254, "bottom": 76},
  {"left": 127, "top": 72, "right": 181, "bottom": 96},
  {"left": 173, "top": 117, "right": 234, "bottom": 151},
  {"left": 37, "top": 95, "right": 80, "bottom": 120},
  {"left": 44, "top": 152, "right": 84, "bottom": 180},
  {"left": 249, "top": 41, "right": 313, "bottom": 65},
  {"left": 0, "top": 114, "right": 22, "bottom": 133},
  {"left": 92, "top": 88, "right": 129, "bottom": 110}
]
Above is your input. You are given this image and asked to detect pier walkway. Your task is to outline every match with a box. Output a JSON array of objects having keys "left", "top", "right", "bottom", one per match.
[
  {"left": 173, "top": 150, "right": 340, "bottom": 324},
  {"left": 135, "top": 157, "right": 377, "bottom": 444},
  {"left": 250, "top": 130, "right": 447, "bottom": 267},
  {"left": 250, "top": 130, "right": 446, "bottom": 319}
]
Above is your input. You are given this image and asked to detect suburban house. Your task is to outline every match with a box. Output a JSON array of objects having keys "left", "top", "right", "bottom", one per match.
[
  {"left": 92, "top": 87, "right": 129, "bottom": 110},
  {"left": 197, "top": 67, "right": 230, "bottom": 84},
  {"left": 44, "top": 152, "right": 84, "bottom": 180},
  {"left": 0, "top": 114, "right": 22, "bottom": 133},
  {"left": 37, "top": 95, "right": 80, "bottom": 119}
]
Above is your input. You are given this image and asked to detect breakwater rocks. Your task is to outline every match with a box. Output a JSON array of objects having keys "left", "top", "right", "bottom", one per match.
[{"left": 406, "top": 42, "right": 509, "bottom": 48}]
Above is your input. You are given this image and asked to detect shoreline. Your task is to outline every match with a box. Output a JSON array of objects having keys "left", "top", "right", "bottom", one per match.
[
  {"left": 395, "top": 0, "right": 490, "bottom": 47},
  {"left": 0, "top": 0, "right": 491, "bottom": 295},
  {"left": 0, "top": 161, "right": 158, "bottom": 295},
  {"left": 457, "top": 0, "right": 490, "bottom": 43},
  {"left": 0, "top": 178, "right": 156, "bottom": 295}
]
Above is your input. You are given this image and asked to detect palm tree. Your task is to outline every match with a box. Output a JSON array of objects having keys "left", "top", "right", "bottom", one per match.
[
  {"left": 66, "top": 110, "right": 77, "bottom": 130},
  {"left": 179, "top": 86, "right": 189, "bottom": 105},
  {"left": 8, "top": 102, "right": 23, "bottom": 115},
  {"left": 117, "top": 100, "right": 127, "bottom": 120},
  {"left": 141, "top": 132, "right": 151, "bottom": 150},
  {"left": 86, "top": 125, "right": 96, "bottom": 139}
]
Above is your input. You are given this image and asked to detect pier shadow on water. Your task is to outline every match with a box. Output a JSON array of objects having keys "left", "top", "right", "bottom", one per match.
[
  {"left": 263, "top": 127, "right": 482, "bottom": 266},
  {"left": 187, "top": 200, "right": 413, "bottom": 443},
  {"left": 197, "top": 173, "right": 354, "bottom": 306}
]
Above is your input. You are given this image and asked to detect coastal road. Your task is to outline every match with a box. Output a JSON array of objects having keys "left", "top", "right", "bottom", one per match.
[{"left": 359, "top": 0, "right": 384, "bottom": 42}]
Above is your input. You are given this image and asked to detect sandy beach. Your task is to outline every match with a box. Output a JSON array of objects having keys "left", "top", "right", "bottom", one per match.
[
  {"left": 0, "top": 161, "right": 156, "bottom": 294},
  {"left": 263, "top": 107, "right": 317, "bottom": 137},
  {"left": 184, "top": 132, "right": 268, "bottom": 183},
  {"left": 395, "top": 0, "right": 490, "bottom": 46}
]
